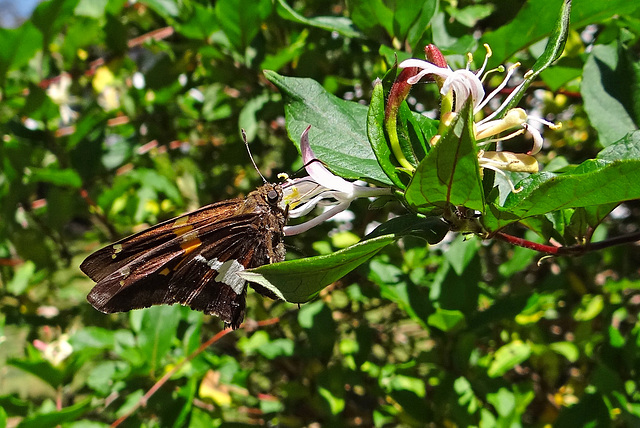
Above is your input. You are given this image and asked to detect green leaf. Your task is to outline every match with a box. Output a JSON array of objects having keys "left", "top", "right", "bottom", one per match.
[
  {"left": 74, "top": 0, "right": 108, "bottom": 18},
  {"left": 393, "top": 0, "right": 437, "bottom": 48},
  {"left": 582, "top": 42, "right": 639, "bottom": 146},
  {"left": 275, "top": 0, "right": 363, "bottom": 39},
  {"left": 132, "top": 306, "right": 183, "bottom": 372},
  {"left": 574, "top": 295, "right": 604, "bottom": 321},
  {"left": 0, "top": 24, "right": 42, "bottom": 87},
  {"left": 260, "top": 29, "right": 309, "bottom": 71},
  {"left": 370, "top": 258, "right": 432, "bottom": 328},
  {"left": 318, "top": 387, "right": 345, "bottom": 415},
  {"left": 497, "top": 237, "right": 537, "bottom": 276},
  {"left": 238, "top": 92, "right": 272, "bottom": 143},
  {"left": 115, "top": 389, "right": 144, "bottom": 418},
  {"left": 485, "top": 388, "right": 516, "bottom": 418},
  {"left": 388, "top": 375, "right": 426, "bottom": 397},
  {"left": 444, "top": 234, "right": 479, "bottom": 276},
  {"left": 348, "top": 0, "right": 436, "bottom": 46},
  {"left": 264, "top": 70, "right": 393, "bottom": 185},
  {"left": 493, "top": 0, "right": 571, "bottom": 118},
  {"left": 260, "top": 397, "right": 284, "bottom": 414},
  {"left": 397, "top": 102, "right": 435, "bottom": 163},
  {"left": 430, "top": 251, "right": 481, "bottom": 315},
  {"left": 27, "top": 168, "right": 83, "bottom": 188},
  {"left": 481, "top": 0, "right": 639, "bottom": 68},
  {"left": 237, "top": 331, "right": 294, "bottom": 359},
  {"left": 0, "top": 406, "right": 6, "bottom": 428},
  {"left": 174, "top": 3, "right": 218, "bottom": 40},
  {"left": 427, "top": 308, "right": 466, "bottom": 332},
  {"left": 15, "top": 398, "right": 92, "bottom": 428},
  {"left": 349, "top": 0, "right": 393, "bottom": 39},
  {"left": 69, "top": 327, "right": 117, "bottom": 351},
  {"left": 564, "top": 203, "right": 618, "bottom": 244},
  {"left": 8, "top": 357, "right": 64, "bottom": 389},
  {"left": 215, "top": 0, "right": 272, "bottom": 52},
  {"left": 482, "top": 132, "right": 640, "bottom": 231},
  {"left": 445, "top": 4, "right": 494, "bottom": 27},
  {"left": 31, "top": 0, "right": 79, "bottom": 46},
  {"left": 549, "top": 342, "right": 579, "bottom": 363},
  {"left": 86, "top": 361, "right": 130, "bottom": 395},
  {"left": 239, "top": 235, "right": 395, "bottom": 303},
  {"left": 139, "top": 0, "right": 179, "bottom": 18},
  {"left": 487, "top": 341, "right": 532, "bottom": 378},
  {"left": 365, "top": 214, "right": 449, "bottom": 244},
  {"left": 6, "top": 261, "right": 36, "bottom": 295},
  {"left": 405, "top": 100, "right": 485, "bottom": 213}
]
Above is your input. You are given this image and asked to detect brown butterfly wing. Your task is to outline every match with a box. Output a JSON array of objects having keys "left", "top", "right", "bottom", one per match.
[
  {"left": 82, "top": 184, "right": 287, "bottom": 329},
  {"left": 80, "top": 199, "right": 241, "bottom": 283}
]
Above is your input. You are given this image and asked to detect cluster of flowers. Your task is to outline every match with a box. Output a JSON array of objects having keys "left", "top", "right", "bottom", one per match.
[{"left": 283, "top": 45, "right": 559, "bottom": 233}]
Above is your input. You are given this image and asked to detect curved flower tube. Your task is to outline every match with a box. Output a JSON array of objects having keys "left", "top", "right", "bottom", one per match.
[{"left": 281, "top": 126, "right": 393, "bottom": 236}]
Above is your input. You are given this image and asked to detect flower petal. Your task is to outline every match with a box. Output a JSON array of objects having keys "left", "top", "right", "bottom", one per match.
[
  {"left": 475, "top": 108, "right": 527, "bottom": 140},
  {"left": 399, "top": 59, "right": 452, "bottom": 84},
  {"left": 441, "top": 69, "right": 485, "bottom": 111},
  {"left": 300, "top": 126, "right": 357, "bottom": 197},
  {"left": 480, "top": 151, "right": 539, "bottom": 173}
]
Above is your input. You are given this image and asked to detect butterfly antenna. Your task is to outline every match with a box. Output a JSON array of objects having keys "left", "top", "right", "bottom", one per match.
[
  {"left": 290, "top": 158, "right": 325, "bottom": 177},
  {"left": 242, "top": 129, "right": 267, "bottom": 184}
]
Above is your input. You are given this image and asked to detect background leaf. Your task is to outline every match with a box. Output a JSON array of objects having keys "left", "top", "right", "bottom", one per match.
[
  {"left": 215, "top": 0, "right": 272, "bottom": 52},
  {"left": 483, "top": 131, "right": 640, "bottom": 231},
  {"left": 265, "top": 70, "right": 393, "bottom": 185},
  {"left": 582, "top": 42, "right": 640, "bottom": 146}
]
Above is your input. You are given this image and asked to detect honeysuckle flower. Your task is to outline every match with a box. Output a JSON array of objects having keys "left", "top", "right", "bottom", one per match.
[
  {"left": 33, "top": 335, "right": 73, "bottom": 366},
  {"left": 399, "top": 44, "right": 561, "bottom": 192},
  {"left": 281, "top": 126, "right": 393, "bottom": 236},
  {"left": 46, "top": 73, "right": 77, "bottom": 124}
]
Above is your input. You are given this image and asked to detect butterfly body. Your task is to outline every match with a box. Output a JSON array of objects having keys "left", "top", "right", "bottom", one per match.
[{"left": 81, "top": 183, "right": 287, "bottom": 329}]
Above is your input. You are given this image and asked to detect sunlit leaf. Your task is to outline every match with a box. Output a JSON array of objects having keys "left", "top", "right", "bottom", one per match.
[
  {"left": 240, "top": 235, "right": 395, "bottom": 303},
  {"left": 582, "top": 42, "right": 640, "bottom": 146},
  {"left": 276, "top": 0, "right": 363, "bottom": 38},
  {"left": 405, "top": 100, "right": 485, "bottom": 212},
  {"left": 487, "top": 341, "right": 532, "bottom": 378},
  {"left": 215, "top": 0, "right": 272, "bottom": 52},
  {"left": 265, "top": 70, "right": 393, "bottom": 185},
  {"left": 14, "top": 398, "right": 92, "bottom": 428},
  {"left": 482, "top": 132, "right": 640, "bottom": 231}
]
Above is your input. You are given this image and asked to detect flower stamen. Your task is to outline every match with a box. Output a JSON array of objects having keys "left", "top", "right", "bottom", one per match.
[{"left": 281, "top": 126, "right": 393, "bottom": 235}]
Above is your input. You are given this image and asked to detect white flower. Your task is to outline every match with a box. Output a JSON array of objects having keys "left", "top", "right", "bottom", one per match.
[
  {"left": 46, "top": 74, "right": 77, "bottom": 124},
  {"left": 399, "top": 45, "right": 561, "bottom": 192},
  {"left": 281, "top": 126, "right": 393, "bottom": 235},
  {"left": 400, "top": 45, "right": 560, "bottom": 153},
  {"left": 33, "top": 335, "right": 73, "bottom": 366}
]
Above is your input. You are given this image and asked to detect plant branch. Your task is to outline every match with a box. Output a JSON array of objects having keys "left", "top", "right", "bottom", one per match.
[{"left": 493, "top": 231, "right": 640, "bottom": 255}]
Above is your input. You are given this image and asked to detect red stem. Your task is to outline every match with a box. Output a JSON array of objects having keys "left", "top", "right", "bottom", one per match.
[{"left": 494, "top": 231, "right": 640, "bottom": 255}]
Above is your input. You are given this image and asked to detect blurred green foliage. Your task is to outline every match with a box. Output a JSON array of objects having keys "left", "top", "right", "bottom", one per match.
[{"left": 1, "top": 0, "right": 640, "bottom": 427}]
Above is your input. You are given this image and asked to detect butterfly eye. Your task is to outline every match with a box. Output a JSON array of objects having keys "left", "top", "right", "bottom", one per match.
[{"left": 267, "top": 189, "right": 279, "bottom": 204}]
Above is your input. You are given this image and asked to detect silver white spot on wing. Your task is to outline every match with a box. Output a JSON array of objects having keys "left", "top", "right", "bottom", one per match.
[{"left": 194, "top": 255, "right": 246, "bottom": 295}]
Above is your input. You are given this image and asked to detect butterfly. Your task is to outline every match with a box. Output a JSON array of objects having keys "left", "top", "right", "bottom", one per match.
[{"left": 80, "top": 183, "right": 287, "bottom": 329}]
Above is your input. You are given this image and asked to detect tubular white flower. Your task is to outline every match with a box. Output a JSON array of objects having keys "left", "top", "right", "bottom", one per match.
[
  {"left": 399, "top": 45, "right": 566, "bottom": 193},
  {"left": 399, "top": 59, "right": 485, "bottom": 112},
  {"left": 282, "top": 126, "right": 393, "bottom": 236},
  {"left": 46, "top": 74, "right": 78, "bottom": 124},
  {"left": 399, "top": 45, "right": 560, "bottom": 158}
]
